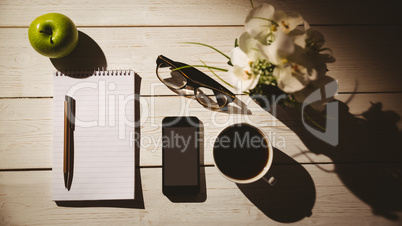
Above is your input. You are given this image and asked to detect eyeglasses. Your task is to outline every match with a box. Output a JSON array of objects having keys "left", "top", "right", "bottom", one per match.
[{"left": 156, "top": 55, "right": 235, "bottom": 110}]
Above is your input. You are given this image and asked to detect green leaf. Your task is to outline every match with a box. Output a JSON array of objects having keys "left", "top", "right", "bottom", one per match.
[
  {"left": 303, "top": 111, "right": 326, "bottom": 131},
  {"left": 252, "top": 17, "right": 279, "bottom": 27},
  {"left": 199, "top": 60, "right": 234, "bottom": 89},
  {"left": 180, "top": 42, "right": 231, "bottom": 60},
  {"left": 172, "top": 65, "right": 228, "bottom": 72}
]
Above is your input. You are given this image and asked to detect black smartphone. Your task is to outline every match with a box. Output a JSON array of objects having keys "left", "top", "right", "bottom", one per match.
[{"left": 162, "top": 116, "right": 200, "bottom": 195}]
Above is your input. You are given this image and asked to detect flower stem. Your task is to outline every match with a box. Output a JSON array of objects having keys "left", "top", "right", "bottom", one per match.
[
  {"left": 39, "top": 30, "right": 54, "bottom": 44},
  {"left": 180, "top": 42, "right": 231, "bottom": 60},
  {"left": 253, "top": 17, "right": 279, "bottom": 27},
  {"left": 303, "top": 111, "right": 326, "bottom": 131},
  {"left": 39, "top": 30, "right": 52, "bottom": 35},
  {"left": 173, "top": 65, "right": 228, "bottom": 72},
  {"left": 200, "top": 60, "right": 234, "bottom": 89}
]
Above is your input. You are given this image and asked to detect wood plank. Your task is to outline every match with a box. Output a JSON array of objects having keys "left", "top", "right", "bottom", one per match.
[
  {"left": 0, "top": 0, "right": 401, "bottom": 27},
  {"left": 3, "top": 1, "right": 402, "bottom": 225},
  {"left": 1, "top": 93, "right": 401, "bottom": 169},
  {"left": 0, "top": 166, "right": 401, "bottom": 225},
  {"left": 1, "top": 26, "right": 402, "bottom": 98},
  {"left": 0, "top": 99, "right": 52, "bottom": 169}
]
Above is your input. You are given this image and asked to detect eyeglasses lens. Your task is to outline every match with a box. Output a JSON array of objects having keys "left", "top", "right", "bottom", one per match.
[
  {"left": 157, "top": 64, "right": 187, "bottom": 89},
  {"left": 195, "top": 87, "right": 228, "bottom": 109}
]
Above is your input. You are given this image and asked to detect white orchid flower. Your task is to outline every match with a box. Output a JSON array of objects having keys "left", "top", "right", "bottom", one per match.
[
  {"left": 274, "top": 63, "right": 318, "bottom": 93},
  {"left": 245, "top": 3, "right": 304, "bottom": 45},
  {"left": 227, "top": 47, "right": 260, "bottom": 92},
  {"left": 273, "top": 10, "right": 304, "bottom": 34},
  {"left": 257, "top": 29, "right": 297, "bottom": 65},
  {"left": 238, "top": 32, "right": 263, "bottom": 60},
  {"left": 257, "top": 29, "right": 320, "bottom": 93},
  {"left": 244, "top": 4, "right": 276, "bottom": 44}
]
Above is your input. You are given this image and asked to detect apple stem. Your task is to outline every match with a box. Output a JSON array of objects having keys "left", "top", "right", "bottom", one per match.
[
  {"left": 39, "top": 30, "right": 52, "bottom": 35},
  {"left": 39, "top": 30, "right": 54, "bottom": 44}
]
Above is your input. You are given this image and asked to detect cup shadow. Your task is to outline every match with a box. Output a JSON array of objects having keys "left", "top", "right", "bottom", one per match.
[
  {"left": 56, "top": 74, "right": 144, "bottom": 208},
  {"left": 50, "top": 31, "right": 107, "bottom": 76},
  {"left": 236, "top": 148, "right": 316, "bottom": 223}
]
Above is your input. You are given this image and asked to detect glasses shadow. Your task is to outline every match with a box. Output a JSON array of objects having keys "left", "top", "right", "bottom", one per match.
[
  {"left": 236, "top": 148, "right": 316, "bottom": 223},
  {"left": 168, "top": 86, "right": 252, "bottom": 115}
]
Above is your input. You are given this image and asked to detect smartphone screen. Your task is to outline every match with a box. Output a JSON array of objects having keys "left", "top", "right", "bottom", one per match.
[{"left": 162, "top": 117, "right": 200, "bottom": 194}]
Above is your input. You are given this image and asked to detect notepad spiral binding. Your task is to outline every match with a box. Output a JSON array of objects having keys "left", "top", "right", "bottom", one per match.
[{"left": 55, "top": 68, "right": 133, "bottom": 77}]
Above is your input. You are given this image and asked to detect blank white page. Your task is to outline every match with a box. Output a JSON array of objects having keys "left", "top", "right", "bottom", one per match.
[{"left": 52, "top": 70, "right": 135, "bottom": 201}]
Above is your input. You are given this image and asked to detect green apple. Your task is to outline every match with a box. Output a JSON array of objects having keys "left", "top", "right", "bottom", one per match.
[{"left": 28, "top": 13, "right": 79, "bottom": 58}]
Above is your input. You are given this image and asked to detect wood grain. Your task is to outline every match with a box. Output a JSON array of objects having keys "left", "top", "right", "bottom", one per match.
[
  {"left": 0, "top": 0, "right": 401, "bottom": 27},
  {"left": 0, "top": 167, "right": 400, "bottom": 225},
  {"left": 1, "top": 0, "right": 402, "bottom": 224},
  {"left": 1, "top": 93, "right": 401, "bottom": 170},
  {"left": 1, "top": 25, "right": 401, "bottom": 98}
]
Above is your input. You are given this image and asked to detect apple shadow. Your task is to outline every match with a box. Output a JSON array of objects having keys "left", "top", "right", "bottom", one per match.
[{"left": 50, "top": 31, "right": 107, "bottom": 76}]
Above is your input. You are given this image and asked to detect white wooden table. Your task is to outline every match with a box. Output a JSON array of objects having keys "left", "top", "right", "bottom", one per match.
[{"left": 1, "top": 0, "right": 402, "bottom": 225}]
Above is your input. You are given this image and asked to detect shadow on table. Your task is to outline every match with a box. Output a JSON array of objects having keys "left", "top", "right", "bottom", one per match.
[
  {"left": 293, "top": 101, "right": 402, "bottom": 220},
  {"left": 237, "top": 148, "right": 316, "bottom": 223},
  {"left": 163, "top": 120, "right": 207, "bottom": 203},
  {"left": 56, "top": 74, "right": 145, "bottom": 209},
  {"left": 254, "top": 77, "right": 402, "bottom": 220},
  {"left": 50, "top": 31, "right": 107, "bottom": 75}
]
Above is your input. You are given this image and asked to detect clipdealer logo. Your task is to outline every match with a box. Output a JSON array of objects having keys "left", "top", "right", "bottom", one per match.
[
  {"left": 64, "top": 79, "right": 339, "bottom": 149},
  {"left": 65, "top": 80, "right": 136, "bottom": 140},
  {"left": 302, "top": 80, "right": 339, "bottom": 146}
]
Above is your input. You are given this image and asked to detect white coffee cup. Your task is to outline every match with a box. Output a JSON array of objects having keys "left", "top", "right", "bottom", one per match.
[{"left": 213, "top": 123, "right": 274, "bottom": 184}]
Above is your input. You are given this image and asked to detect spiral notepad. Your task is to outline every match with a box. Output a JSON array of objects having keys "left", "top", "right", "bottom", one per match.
[{"left": 52, "top": 69, "right": 136, "bottom": 201}]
